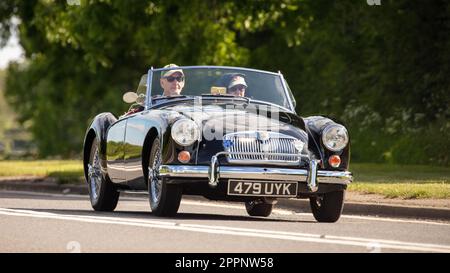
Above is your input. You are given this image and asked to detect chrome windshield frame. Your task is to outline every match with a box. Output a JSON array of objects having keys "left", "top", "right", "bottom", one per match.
[
  {"left": 278, "top": 71, "right": 296, "bottom": 112},
  {"left": 145, "top": 67, "right": 154, "bottom": 110},
  {"left": 145, "top": 66, "right": 296, "bottom": 112}
]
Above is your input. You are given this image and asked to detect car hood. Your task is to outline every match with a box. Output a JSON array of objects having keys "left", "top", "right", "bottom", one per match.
[{"left": 160, "top": 103, "right": 307, "bottom": 140}]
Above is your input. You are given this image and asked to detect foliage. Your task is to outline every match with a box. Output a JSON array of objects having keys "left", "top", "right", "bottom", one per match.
[
  {"left": 0, "top": 69, "right": 7, "bottom": 135},
  {"left": 0, "top": 0, "right": 448, "bottom": 165},
  {"left": 0, "top": 68, "right": 23, "bottom": 152}
]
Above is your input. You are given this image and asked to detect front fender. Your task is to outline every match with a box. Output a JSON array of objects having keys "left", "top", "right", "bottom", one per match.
[
  {"left": 303, "top": 116, "right": 351, "bottom": 170},
  {"left": 83, "top": 112, "right": 117, "bottom": 181}
]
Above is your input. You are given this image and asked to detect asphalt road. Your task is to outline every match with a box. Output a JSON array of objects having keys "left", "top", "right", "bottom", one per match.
[{"left": 0, "top": 190, "right": 449, "bottom": 253}]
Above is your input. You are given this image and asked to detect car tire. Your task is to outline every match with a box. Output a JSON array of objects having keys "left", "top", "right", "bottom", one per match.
[
  {"left": 245, "top": 201, "right": 273, "bottom": 217},
  {"left": 148, "top": 138, "right": 182, "bottom": 216},
  {"left": 87, "top": 138, "right": 120, "bottom": 211},
  {"left": 309, "top": 190, "right": 345, "bottom": 223}
]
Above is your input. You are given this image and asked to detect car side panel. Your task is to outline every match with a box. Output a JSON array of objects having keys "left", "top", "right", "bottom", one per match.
[
  {"left": 124, "top": 112, "right": 151, "bottom": 189},
  {"left": 122, "top": 110, "right": 171, "bottom": 190},
  {"left": 106, "top": 119, "right": 127, "bottom": 183}
]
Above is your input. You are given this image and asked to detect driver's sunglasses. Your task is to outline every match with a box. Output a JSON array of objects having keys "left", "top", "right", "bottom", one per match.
[
  {"left": 230, "top": 85, "right": 246, "bottom": 92},
  {"left": 164, "top": 76, "right": 185, "bottom": 82}
]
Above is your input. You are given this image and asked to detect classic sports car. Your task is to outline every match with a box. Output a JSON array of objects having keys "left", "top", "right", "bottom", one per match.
[{"left": 83, "top": 66, "right": 352, "bottom": 222}]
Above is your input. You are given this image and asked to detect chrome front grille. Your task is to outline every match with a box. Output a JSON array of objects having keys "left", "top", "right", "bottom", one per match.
[{"left": 223, "top": 131, "right": 306, "bottom": 165}]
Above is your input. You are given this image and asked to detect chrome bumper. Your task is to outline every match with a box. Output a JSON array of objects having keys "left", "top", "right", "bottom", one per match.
[{"left": 159, "top": 159, "right": 352, "bottom": 193}]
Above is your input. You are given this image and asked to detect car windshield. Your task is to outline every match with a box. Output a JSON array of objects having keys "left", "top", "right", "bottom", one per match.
[{"left": 145, "top": 67, "right": 293, "bottom": 110}]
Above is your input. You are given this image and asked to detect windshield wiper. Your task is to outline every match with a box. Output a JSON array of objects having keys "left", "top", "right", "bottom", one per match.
[
  {"left": 201, "top": 94, "right": 235, "bottom": 98},
  {"left": 152, "top": 95, "right": 191, "bottom": 102},
  {"left": 153, "top": 95, "right": 189, "bottom": 99}
]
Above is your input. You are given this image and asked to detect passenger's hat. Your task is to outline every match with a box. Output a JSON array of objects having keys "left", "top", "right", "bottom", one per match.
[
  {"left": 216, "top": 73, "right": 248, "bottom": 89},
  {"left": 228, "top": 75, "right": 247, "bottom": 89}
]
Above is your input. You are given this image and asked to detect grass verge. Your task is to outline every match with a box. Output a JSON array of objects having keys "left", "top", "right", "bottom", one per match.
[
  {"left": 349, "top": 163, "right": 450, "bottom": 199},
  {"left": 0, "top": 160, "right": 84, "bottom": 184}
]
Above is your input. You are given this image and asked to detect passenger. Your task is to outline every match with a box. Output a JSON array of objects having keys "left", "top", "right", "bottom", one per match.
[{"left": 217, "top": 73, "right": 248, "bottom": 97}]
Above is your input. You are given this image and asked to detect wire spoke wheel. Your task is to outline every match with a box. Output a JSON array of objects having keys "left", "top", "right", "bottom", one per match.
[
  {"left": 85, "top": 137, "right": 119, "bottom": 211},
  {"left": 88, "top": 141, "right": 102, "bottom": 203},
  {"left": 148, "top": 138, "right": 182, "bottom": 216},
  {"left": 149, "top": 146, "right": 162, "bottom": 204}
]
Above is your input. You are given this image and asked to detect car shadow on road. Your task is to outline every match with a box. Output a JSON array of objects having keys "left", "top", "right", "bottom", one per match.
[
  {"left": 157, "top": 212, "right": 314, "bottom": 223},
  {"left": 7, "top": 207, "right": 315, "bottom": 223}
]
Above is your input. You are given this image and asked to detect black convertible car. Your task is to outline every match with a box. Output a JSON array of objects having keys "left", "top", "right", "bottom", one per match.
[{"left": 83, "top": 66, "right": 352, "bottom": 222}]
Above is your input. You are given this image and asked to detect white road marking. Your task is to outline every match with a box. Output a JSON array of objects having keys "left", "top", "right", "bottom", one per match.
[
  {"left": 327, "top": 214, "right": 450, "bottom": 226},
  {"left": 1, "top": 190, "right": 449, "bottom": 226},
  {"left": 181, "top": 200, "right": 450, "bottom": 226},
  {"left": 0, "top": 207, "right": 449, "bottom": 253}
]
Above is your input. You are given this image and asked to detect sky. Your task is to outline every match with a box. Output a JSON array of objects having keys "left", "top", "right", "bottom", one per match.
[
  {"left": 0, "top": 33, "right": 24, "bottom": 69},
  {"left": 0, "top": 18, "right": 25, "bottom": 70}
]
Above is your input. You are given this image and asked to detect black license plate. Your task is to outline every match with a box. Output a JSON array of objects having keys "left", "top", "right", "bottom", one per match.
[{"left": 227, "top": 180, "right": 298, "bottom": 197}]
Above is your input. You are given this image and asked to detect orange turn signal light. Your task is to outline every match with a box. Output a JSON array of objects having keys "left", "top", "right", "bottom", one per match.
[
  {"left": 328, "top": 155, "right": 341, "bottom": 168},
  {"left": 178, "top": 151, "right": 191, "bottom": 163}
]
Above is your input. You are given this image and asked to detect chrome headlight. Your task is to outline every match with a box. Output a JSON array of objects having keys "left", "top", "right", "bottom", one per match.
[
  {"left": 322, "top": 124, "right": 349, "bottom": 151},
  {"left": 171, "top": 119, "right": 200, "bottom": 146}
]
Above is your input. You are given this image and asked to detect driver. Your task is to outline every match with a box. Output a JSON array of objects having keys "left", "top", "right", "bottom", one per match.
[{"left": 160, "top": 64, "right": 185, "bottom": 96}]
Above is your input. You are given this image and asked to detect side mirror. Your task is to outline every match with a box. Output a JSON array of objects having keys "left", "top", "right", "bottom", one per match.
[{"left": 123, "top": 92, "right": 138, "bottom": 104}]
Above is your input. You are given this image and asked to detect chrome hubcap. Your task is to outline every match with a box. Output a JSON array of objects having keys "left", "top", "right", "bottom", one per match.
[
  {"left": 149, "top": 148, "right": 162, "bottom": 204},
  {"left": 88, "top": 146, "right": 102, "bottom": 202}
]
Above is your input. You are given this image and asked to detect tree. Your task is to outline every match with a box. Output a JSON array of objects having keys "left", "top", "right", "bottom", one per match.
[{"left": 0, "top": 0, "right": 448, "bottom": 165}]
